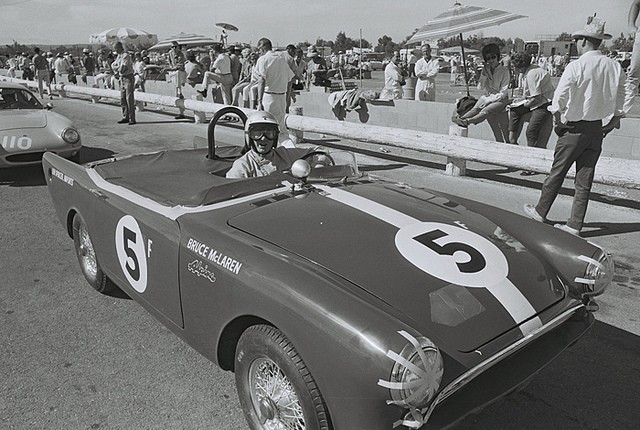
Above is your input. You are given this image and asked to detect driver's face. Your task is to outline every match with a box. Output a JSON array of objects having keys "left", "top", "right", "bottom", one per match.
[{"left": 250, "top": 125, "right": 278, "bottom": 155}]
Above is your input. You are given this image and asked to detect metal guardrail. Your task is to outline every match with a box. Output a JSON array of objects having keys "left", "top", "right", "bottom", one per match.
[{"left": 4, "top": 76, "right": 640, "bottom": 190}]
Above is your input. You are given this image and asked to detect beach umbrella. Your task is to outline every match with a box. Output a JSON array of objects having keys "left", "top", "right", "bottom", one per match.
[
  {"left": 149, "top": 32, "right": 219, "bottom": 51},
  {"left": 89, "top": 27, "right": 158, "bottom": 48},
  {"left": 215, "top": 22, "right": 239, "bottom": 32},
  {"left": 407, "top": 2, "right": 526, "bottom": 95},
  {"left": 439, "top": 46, "right": 479, "bottom": 54}
]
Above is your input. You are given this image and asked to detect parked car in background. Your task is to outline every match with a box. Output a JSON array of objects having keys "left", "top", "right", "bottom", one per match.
[{"left": 1, "top": 81, "right": 81, "bottom": 167}]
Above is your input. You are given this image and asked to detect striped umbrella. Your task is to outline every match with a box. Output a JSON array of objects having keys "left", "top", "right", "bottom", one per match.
[
  {"left": 149, "top": 32, "right": 219, "bottom": 51},
  {"left": 89, "top": 27, "right": 158, "bottom": 47},
  {"left": 407, "top": 2, "right": 526, "bottom": 95}
]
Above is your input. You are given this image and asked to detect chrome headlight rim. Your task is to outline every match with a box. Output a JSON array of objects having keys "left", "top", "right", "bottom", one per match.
[
  {"left": 575, "top": 247, "right": 614, "bottom": 298},
  {"left": 61, "top": 127, "right": 80, "bottom": 144}
]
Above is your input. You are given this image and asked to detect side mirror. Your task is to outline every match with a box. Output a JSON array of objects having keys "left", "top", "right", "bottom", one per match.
[
  {"left": 45, "top": 103, "right": 53, "bottom": 110},
  {"left": 291, "top": 159, "right": 311, "bottom": 180}
]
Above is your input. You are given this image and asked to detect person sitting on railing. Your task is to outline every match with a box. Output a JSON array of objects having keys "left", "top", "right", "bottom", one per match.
[{"left": 452, "top": 43, "right": 511, "bottom": 143}]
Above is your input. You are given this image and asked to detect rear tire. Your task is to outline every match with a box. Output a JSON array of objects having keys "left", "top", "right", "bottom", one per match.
[
  {"left": 235, "top": 325, "right": 332, "bottom": 430},
  {"left": 72, "top": 213, "right": 116, "bottom": 294}
]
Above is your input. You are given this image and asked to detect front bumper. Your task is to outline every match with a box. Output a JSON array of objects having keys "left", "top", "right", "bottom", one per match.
[{"left": 399, "top": 304, "right": 593, "bottom": 429}]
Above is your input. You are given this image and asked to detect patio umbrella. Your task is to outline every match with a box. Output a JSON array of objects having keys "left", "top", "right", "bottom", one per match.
[
  {"left": 89, "top": 27, "right": 158, "bottom": 48},
  {"left": 149, "top": 32, "right": 219, "bottom": 51},
  {"left": 407, "top": 2, "right": 526, "bottom": 95},
  {"left": 439, "top": 46, "right": 479, "bottom": 55},
  {"left": 215, "top": 22, "right": 239, "bottom": 32}
]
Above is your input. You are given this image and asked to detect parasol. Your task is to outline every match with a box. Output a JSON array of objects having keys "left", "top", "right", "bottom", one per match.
[
  {"left": 149, "top": 32, "right": 219, "bottom": 51},
  {"left": 215, "top": 23, "right": 239, "bottom": 32},
  {"left": 439, "top": 46, "right": 479, "bottom": 54},
  {"left": 89, "top": 27, "right": 158, "bottom": 48},
  {"left": 407, "top": 2, "right": 526, "bottom": 95}
]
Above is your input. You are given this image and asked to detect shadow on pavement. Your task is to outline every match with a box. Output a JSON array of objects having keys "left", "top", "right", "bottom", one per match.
[
  {"left": 0, "top": 165, "right": 46, "bottom": 187},
  {"left": 455, "top": 321, "right": 640, "bottom": 429},
  {"left": 79, "top": 146, "right": 116, "bottom": 164}
]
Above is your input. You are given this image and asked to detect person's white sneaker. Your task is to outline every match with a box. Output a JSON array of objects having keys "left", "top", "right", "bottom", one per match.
[
  {"left": 554, "top": 223, "right": 580, "bottom": 236},
  {"left": 523, "top": 204, "right": 544, "bottom": 222}
]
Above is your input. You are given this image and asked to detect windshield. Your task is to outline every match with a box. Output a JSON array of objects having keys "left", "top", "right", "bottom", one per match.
[
  {"left": 0, "top": 87, "right": 43, "bottom": 110},
  {"left": 307, "top": 149, "right": 362, "bottom": 182}
]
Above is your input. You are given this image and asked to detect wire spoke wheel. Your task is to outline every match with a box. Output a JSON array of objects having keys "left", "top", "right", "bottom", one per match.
[
  {"left": 249, "top": 357, "right": 305, "bottom": 430},
  {"left": 235, "top": 325, "right": 332, "bottom": 430},
  {"left": 72, "top": 213, "right": 116, "bottom": 294},
  {"left": 77, "top": 220, "right": 98, "bottom": 279}
]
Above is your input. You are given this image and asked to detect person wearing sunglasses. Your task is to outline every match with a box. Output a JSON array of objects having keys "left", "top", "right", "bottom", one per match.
[
  {"left": 226, "top": 111, "right": 315, "bottom": 179},
  {"left": 452, "top": 43, "right": 511, "bottom": 142}
]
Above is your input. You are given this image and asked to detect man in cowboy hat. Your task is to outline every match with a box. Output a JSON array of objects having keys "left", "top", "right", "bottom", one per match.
[{"left": 524, "top": 14, "right": 628, "bottom": 236}]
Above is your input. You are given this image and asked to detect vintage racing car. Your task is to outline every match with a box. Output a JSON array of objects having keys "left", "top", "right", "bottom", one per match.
[
  {"left": 43, "top": 107, "right": 613, "bottom": 429},
  {"left": 0, "top": 81, "right": 81, "bottom": 167}
]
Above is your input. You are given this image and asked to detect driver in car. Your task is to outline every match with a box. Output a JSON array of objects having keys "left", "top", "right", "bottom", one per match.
[{"left": 226, "top": 111, "right": 315, "bottom": 179}]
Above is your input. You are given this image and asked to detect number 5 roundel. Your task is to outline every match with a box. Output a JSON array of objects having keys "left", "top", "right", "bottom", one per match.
[
  {"left": 395, "top": 222, "right": 508, "bottom": 288},
  {"left": 115, "top": 215, "right": 148, "bottom": 293}
]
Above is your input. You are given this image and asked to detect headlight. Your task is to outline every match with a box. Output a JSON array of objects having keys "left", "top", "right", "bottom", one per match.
[
  {"left": 61, "top": 128, "right": 80, "bottom": 144},
  {"left": 575, "top": 247, "right": 614, "bottom": 298},
  {"left": 378, "top": 331, "right": 444, "bottom": 410}
]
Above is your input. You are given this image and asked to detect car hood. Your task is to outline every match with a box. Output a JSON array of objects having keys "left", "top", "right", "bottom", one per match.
[
  {"left": 228, "top": 182, "right": 565, "bottom": 352},
  {"left": 0, "top": 110, "right": 47, "bottom": 130}
]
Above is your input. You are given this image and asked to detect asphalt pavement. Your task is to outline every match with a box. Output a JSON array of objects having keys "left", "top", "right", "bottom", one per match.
[{"left": 1, "top": 97, "right": 639, "bottom": 430}]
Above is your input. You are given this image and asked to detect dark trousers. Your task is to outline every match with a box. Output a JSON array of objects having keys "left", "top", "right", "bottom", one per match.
[
  {"left": 524, "top": 107, "right": 553, "bottom": 148},
  {"left": 535, "top": 120, "right": 603, "bottom": 230},
  {"left": 120, "top": 74, "right": 136, "bottom": 122},
  {"left": 509, "top": 104, "right": 553, "bottom": 148}
]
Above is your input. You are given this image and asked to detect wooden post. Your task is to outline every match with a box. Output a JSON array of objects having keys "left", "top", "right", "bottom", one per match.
[
  {"left": 445, "top": 125, "right": 467, "bottom": 176},
  {"left": 90, "top": 84, "right": 100, "bottom": 103},
  {"left": 288, "top": 106, "right": 304, "bottom": 145},
  {"left": 191, "top": 94, "right": 206, "bottom": 123}
]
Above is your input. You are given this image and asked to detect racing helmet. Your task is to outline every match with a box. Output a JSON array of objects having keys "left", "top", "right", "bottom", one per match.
[{"left": 244, "top": 111, "right": 280, "bottom": 151}]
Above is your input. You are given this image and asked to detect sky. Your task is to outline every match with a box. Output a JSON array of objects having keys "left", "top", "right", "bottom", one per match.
[{"left": 0, "top": 0, "right": 634, "bottom": 48}]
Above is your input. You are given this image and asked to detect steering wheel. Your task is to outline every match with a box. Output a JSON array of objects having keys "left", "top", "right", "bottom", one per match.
[{"left": 301, "top": 151, "right": 335, "bottom": 168}]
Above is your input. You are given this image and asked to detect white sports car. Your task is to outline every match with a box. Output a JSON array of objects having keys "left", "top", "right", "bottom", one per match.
[{"left": 0, "top": 81, "right": 81, "bottom": 167}]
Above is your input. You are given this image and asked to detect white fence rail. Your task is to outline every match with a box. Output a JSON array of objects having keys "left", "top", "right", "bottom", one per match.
[{"left": 4, "top": 76, "right": 640, "bottom": 190}]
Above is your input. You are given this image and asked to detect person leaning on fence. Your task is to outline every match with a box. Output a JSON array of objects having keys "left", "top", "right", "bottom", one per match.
[
  {"left": 506, "top": 52, "right": 554, "bottom": 161},
  {"left": 452, "top": 43, "right": 511, "bottom": 143},
  {"left": 523, "top": 15, "right": 627, "bottom": 236}
]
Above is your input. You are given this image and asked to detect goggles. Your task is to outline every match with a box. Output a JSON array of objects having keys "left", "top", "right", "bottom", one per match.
[{"left": 249, "top": 128, "right": 278, "bottom": 140}]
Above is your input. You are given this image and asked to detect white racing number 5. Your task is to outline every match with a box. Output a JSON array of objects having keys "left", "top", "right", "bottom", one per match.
[
  {"left": 115, "top": 215, "right": 148, "bottom": 293},
  {"left": 395, "top": 222, "right": 508, "bottom": 288}
]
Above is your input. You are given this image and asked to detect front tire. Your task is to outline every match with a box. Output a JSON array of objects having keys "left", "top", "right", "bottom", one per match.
[
  {"left": 235, "top": 325, "right": 332, "bottom": 430},
  {"left": 72, "top": 213, "right": 115, "bottom": 294}
]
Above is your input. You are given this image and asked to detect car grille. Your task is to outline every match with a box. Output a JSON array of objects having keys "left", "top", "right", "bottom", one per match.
[{"left": 5, "top": 152, "right": 46, "bottom": 163}]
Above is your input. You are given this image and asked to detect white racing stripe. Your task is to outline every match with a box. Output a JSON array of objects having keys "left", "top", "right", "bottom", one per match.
[
  {"left": 316, "top": 185, "right": 544, "bottom": 336},
  {"left": 86, "top": 169, "right": 290, "bottom": 220}
]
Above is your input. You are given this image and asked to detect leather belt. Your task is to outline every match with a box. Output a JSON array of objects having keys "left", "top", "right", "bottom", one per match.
[{"left": 264, "top": 91, "right": 285, "bottom": 95}]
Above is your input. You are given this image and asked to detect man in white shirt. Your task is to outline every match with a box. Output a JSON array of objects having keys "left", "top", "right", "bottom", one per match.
[
  {"left": 414, "top": 44, "right": 439, "bottom": 101},
  {"left": 524, "top": 15, "right": 627, "bottom": 236},
  {"left": 254, "top": 38, "right": 294, "bottom": 142},
  {"left": 196, "top": 44, "right": 233, "bottom": 104}
]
